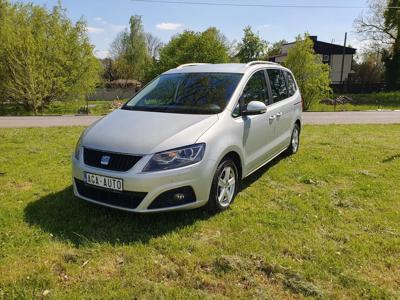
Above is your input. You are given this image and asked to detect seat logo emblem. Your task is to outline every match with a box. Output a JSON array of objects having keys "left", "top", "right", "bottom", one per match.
[{"left": 100, "top": 155, "right": 111, "bottom": 166}]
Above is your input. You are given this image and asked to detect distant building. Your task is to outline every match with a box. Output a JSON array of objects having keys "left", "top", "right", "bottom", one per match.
[{"left": 269, "top": 36, "right": 357, "bottom": 84}]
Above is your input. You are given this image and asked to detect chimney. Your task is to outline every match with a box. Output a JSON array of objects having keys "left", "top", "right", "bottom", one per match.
[{"left": 309, "top": 36, "right": 318, "bottom": 42}]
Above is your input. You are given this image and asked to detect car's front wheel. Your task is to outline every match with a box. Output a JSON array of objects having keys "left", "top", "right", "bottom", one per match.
[{"left": 206, "top": 158, "right": 238, "bottom": 213}]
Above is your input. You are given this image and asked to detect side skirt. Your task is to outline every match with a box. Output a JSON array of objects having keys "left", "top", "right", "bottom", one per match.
[{"left": 243, "top": 145, "right": 289, "bottom": 179}]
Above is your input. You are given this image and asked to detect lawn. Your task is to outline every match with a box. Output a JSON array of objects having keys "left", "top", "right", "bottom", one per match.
[
  {"left": 309, "top": 92, "right": 400, "bottom": 112},
  {"left": 0, "top": 100, "right": 117, "bottom": 116},
  {"left": 0, "top": 125, "right": 399, "bottom": 299}
]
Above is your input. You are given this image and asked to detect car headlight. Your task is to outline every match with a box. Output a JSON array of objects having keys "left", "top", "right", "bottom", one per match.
[
  {"left": 143, "top": 143, "right": 205, "bottom": 172},
  {"left": 74, "top": 134, "right": 83, "bottom": 160}
]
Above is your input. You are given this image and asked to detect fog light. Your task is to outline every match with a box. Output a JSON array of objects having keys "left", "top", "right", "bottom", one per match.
[{"left": 173, "top": 193, "right": 185, "bottom": 201}]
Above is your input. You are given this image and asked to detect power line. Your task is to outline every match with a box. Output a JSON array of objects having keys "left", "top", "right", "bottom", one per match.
[{"left": 130, "top": 0, "right": 400, "bottom": 9}]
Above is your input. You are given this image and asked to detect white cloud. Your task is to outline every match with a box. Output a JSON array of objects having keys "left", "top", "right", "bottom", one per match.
[
  {"left": 109, "top": 24, "right": 128, "bottom": 32},
  {"left": 257, "top": 24, "right": 270, "bottom": 30},
  {"left": 156, "top": 22, "right": 182, "bottom": 31},
  {"left": 87, "top": 26, "right": 104, "bottom": 34},
  {"left": 94, "top": 50, "right": 110, "bottom": 59},
  {"left": 95, "top": 18, "right": 127, "bottom": 32}
]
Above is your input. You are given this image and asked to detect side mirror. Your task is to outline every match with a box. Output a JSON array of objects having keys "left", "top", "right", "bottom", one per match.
[{"left": 242, "top": 101, "right": 267, "bottom": 116}]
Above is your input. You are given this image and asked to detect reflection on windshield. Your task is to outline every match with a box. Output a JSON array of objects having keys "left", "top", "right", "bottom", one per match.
[{"left": 123, "top": 72, "right": 242, "bottom": 114}]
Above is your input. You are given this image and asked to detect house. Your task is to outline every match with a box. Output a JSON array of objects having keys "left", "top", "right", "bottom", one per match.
[{"left": 269, "top": 36, "right": 357, "bottom": 84}]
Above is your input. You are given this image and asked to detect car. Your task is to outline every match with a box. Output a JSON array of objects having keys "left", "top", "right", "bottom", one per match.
[{"left": 72, "top": 61, "right": 302, "bottom": 213}]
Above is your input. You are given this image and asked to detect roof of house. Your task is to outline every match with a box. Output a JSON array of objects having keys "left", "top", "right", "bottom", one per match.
[{"left": 272, "top": 36, "right": 356, "bottom": 58}]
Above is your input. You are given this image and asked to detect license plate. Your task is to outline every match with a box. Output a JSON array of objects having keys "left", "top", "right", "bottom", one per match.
[{"left": 84, "top": 172, "right": 123, "bottom": 191}]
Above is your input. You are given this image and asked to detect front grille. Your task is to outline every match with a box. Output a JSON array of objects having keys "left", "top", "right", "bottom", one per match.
[
  {"left": 83, "top": 148, "right": 142, "bottom": 172},
  {"left": 75, "top": 179, "right": 147, "bottom": 209}
]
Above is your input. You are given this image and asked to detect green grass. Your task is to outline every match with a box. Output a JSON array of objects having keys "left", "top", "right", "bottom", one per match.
[
  {"left": 0, "top": 125, "right": 399, "bottom": 299},
  {"left": 0, "top": 100, "right": 118, "bottom": 116},
  {"left": 309, "top": 92, "right": 400, "bottom": 112}
]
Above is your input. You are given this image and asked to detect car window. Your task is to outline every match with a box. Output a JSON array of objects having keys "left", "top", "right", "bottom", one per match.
[
  {"left": 286, "top": 71, "right": 297, "bottom": 97},
  {"left": 232, "top": 70, "right": 268, "bottom": 117},
  {"left": 241, "top": 70, "right": 269, "bottom": 105},
  {"left": 267, "top": 69, "right": 288, "bottom": 102},
  {"left": 123, "top": 73, "right": 242, "bottom": 114}
]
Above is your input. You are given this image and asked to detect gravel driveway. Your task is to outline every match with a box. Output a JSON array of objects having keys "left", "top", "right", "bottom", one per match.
[{"left": 0, "top": 111, "right": 399, "bottom": 128}]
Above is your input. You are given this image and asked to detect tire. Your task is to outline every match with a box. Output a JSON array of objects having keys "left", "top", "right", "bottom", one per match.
[
  {"left": 206, "top": 158, "right": 239, "bottom": 213},
  {"left": 286, "top": 123, "right": 300, "bottom": 155}
]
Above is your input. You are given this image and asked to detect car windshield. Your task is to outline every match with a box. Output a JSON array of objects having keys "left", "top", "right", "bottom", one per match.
[{"left": 122, "top": 72, "right": 242, "bottom": 114}]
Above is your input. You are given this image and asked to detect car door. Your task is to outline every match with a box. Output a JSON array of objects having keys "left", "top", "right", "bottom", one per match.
[
  {"left": 266, "top": 68, "right": 293, "bottom": 152},
  {"left": 283, "top": 70, "right": 301, "bottom": 140},
  {"left": 233, "top": 70, "right": 278, "bottom": 174}
]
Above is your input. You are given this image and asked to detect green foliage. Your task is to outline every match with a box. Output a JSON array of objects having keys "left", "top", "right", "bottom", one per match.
[
  {"left": 267, "top": 39, "right": 287, "bottom": 59},
  {"left": 284, "top": 35, "right": 331, "bottom": 111},
  {"left": 383, "top": 0, "right": 400, "bottom": 86},
  {"left": 158, "top": 27, "right": 230, "bottom": 72},
  {"left": 0, "top": 1, "right": 101, "bottom": 114},
  {"left": 352, "top": 51, "right": 385, "bottom": 83},
  {"left": 111, "top": 16, "right": 151, "bottom": 82},
  {"left": 355, "top": 0, "right": 400, "bottom": 87},
  {"left": 236, "top": 26, "right": 268, "bottom": 63}
]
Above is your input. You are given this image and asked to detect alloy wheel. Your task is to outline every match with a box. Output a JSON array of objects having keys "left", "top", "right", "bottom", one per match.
[{"left": 217, "top": 166, "right": 236, "bottom": 207}]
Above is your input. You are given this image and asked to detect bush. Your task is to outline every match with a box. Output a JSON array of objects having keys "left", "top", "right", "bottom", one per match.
[
  {"left": 284, "top": 35, "right": 331, "bottom": 111},
  {"left": 0, "top": 1, "right": 101, "bottom": 114}
]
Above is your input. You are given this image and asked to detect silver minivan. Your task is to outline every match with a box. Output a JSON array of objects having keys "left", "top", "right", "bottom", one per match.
[{"left": 72, "top": 61, "right": 302, "bottom": 213}]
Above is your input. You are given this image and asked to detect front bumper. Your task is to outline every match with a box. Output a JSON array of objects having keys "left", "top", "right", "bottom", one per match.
[{"left": 71, "top": 154, "right": 216, "bottom": 212}]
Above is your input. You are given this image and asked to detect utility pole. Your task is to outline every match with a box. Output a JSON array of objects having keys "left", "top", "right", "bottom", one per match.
[
  {"left": 339, "top": 32, "right": 347, "bottom": 86},
  {"left": 336, "top": 32, "right": 348, "bottom": 112}
]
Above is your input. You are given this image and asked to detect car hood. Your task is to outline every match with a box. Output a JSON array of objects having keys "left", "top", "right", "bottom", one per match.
[{"left": 82, "top": 109, "right": 218, "bottom": 154}]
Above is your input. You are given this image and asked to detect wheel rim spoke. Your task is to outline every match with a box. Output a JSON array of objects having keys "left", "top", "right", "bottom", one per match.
[
  {"left": 218, "top": 178, "right": 225, "bottom": 187},
  {"left": 217, "top": 165, "right": 236, "bottom": 207}
]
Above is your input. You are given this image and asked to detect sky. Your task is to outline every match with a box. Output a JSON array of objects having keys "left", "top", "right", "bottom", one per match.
[{"left": 17, "top": 0, "right": 370, "bottom": 59}]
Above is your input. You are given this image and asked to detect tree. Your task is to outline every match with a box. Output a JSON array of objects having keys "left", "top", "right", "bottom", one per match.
[
  {"left": 158, "top": 27, "right": 230, "bottom": 72},
  {"left": 383, "top": 0, "right": 400, "bottom": 86},
  {"left": 284, "top": 35, "right": 331, "bottom": 111},
  {"left": 355, "top": 0, "right": 400, "bottom": 87},
  {"left": 111, "top": 15, "right": 151, "bottom": 82},
  {"left": 100, "top": 58, "right": 117, "bottom": 82},
  {"left": 236, "top": 26, "right": 268, "bottom": 63},
  {"left": 0, "top": 1, "right": 101, "bottom": 114},
  {"left": 267, "top": 40, "right": 287, "bottom": 59},
  {"left": 352, "top": 50, "right": 385, "bottom": 83},
  {"left": 145, "top": 33, "right": 163, "bottom": 59}
]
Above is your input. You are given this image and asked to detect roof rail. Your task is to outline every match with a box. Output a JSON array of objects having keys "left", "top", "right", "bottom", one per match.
[
  {"left": 245, "top": 61, "right": 280, "bottom": 67},
  {"left": 176, "top": 63, "right": 209, "bottom": 69}
]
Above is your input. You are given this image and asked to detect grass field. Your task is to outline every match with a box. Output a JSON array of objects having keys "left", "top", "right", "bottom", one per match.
[
  {"left": 0, "top": 125, "right": 399, "bottom": 299},
  {"left": 310, "top": 92, "right": 400, "bottom": 112},
  {"left": 0, "top": 100, "right": 116, "bottom": 116}
]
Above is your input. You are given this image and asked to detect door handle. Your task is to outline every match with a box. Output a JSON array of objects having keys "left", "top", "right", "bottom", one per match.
[{"left": 269, "top": 115, "right": 276, "bottom": 120}]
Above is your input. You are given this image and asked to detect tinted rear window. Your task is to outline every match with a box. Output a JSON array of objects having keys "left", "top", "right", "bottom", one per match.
[{"left": 267, "top": 69, "right": 288, "bottom": 102}]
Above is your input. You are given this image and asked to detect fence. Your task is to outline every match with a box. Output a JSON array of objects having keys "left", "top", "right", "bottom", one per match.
[
  {"left": 331, "top": 83, "right": 400, "bottom": 94},
  {"left": 88, "top": 88, "right": 137, "bottom": 101}
]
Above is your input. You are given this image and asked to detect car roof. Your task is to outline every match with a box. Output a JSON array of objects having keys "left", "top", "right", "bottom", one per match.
[{"left": 163, "top": 62, "right": 289, "bottom": 75}]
